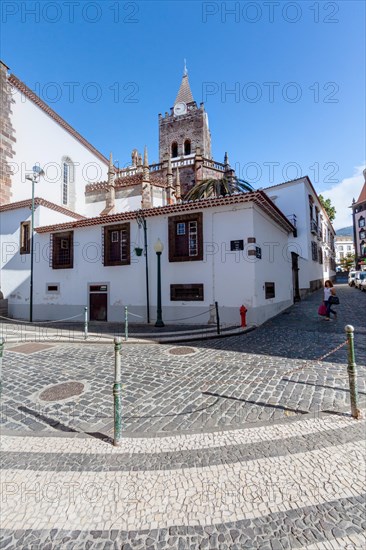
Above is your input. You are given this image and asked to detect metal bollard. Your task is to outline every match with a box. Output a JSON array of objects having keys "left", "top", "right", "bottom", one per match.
[
  {"left": 113, "top": 337, "right": 123, "bottom": 446},
  {"left": 124, "top": 306, "right": 128, "bottom": 342},
  {"left": 0, "top": 338, "right": 4, "bottom": 396},
  {"left": 345, "top": 325, "right": 361, "bottom": 419},
  {"left": 215, "top": 301, "right": 220, "bottom": 335},
  {"left": 84, "top": 307, "right": 88, "bottom": 340}
]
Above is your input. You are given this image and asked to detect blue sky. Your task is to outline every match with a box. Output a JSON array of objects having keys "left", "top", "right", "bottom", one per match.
[{"left": 1, "top": 0, "right": 365, "bottom": 227}]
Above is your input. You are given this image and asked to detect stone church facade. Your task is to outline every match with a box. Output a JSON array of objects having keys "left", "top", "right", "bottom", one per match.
[{"left": 85, "top": 68, "right": 234, "bottom": 215}]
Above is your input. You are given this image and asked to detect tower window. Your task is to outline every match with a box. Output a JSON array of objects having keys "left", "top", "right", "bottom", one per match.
[
  {"left": 184, "top": 139, "right": 191, "bottom": 155},
  {"left": 171, "top": 142, "right": 178, "bottom": 158}
]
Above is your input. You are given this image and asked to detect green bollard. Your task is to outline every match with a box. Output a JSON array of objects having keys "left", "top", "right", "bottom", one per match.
[
  {"left": 113, "top": 337, "right": 123, "bottom": 446},
  {"left": 0, "top": 338, "right": 4, "bottom": 397},
  {"left": 345, "top": 325, "right": 362, "bottom": 420},
  {"left": 125, "top": 306, "right": 128, "bottom": 342},
  {"left": 84, "top": 307, "right": 88, "bottom": 340}
]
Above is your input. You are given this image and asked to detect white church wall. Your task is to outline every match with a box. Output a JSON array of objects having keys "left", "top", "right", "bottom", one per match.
[{"left": 9, "top": 87, "right": 108, "bottom": 214}]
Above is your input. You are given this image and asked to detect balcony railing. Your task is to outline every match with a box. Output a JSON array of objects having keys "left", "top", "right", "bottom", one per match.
[
  {"left": 310, "top": 220, "right": 318, "bottom": 234},
  {"left": 286, "top": 214, "right": 297, "bottom": 227}
]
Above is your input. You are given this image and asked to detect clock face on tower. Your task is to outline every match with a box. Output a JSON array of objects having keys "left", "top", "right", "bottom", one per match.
[{"left": 174, "top": 102, "right": 187, "bottom": 116}]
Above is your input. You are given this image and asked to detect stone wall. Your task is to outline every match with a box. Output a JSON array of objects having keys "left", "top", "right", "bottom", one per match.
[
  {"left": 159, "top": 105, "right": 212, "bottom": 163},
  {"left": 0, "top": 62, "right": 16, "bottom": 205}
]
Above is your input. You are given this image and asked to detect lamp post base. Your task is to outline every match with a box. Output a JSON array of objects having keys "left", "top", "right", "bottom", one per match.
[{"left": 155, "top": 319, "right": 165, "bottom": 328}]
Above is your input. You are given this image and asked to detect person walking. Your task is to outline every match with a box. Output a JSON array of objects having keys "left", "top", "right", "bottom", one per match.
[{"left": 324, "top": 280, "right": 337, "bottom": 321}]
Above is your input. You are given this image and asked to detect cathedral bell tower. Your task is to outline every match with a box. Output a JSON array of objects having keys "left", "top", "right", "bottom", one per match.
[{"left": 158, "top": 64, "right": 212, "bottom": 163}]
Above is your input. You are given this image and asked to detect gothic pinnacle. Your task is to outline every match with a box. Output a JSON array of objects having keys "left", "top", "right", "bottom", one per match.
[{"left": 143, "top": 145, "right": 148, "bottom": 167}]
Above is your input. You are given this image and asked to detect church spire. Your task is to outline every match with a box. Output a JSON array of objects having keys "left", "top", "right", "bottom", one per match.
[{"left": 175, "top": 61, "right": 194, "bottom": 105}]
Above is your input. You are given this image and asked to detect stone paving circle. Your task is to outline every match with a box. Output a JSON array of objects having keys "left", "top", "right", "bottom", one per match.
[
  {"left": 39, "top": 381, "right": 85, "bottom": 402},
  {"left": 167, "top": 346, "right": 198, "bottom": 355}
]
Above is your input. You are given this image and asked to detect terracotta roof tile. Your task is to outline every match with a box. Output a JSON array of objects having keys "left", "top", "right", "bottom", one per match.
[
  {"left": 0, "top": 198, "right": 85, "bottom": 220},
  {"left": 35, "top": 191, "right": 295, "bottom": 234},
  {"left": 355, "top": 182, "right": 366, "bottom": 205}
]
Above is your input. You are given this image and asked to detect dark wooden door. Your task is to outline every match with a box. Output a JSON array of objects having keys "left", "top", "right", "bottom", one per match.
[
  {"left": 291, "top": 252, "right": 301, "bottom": 302},
  {"left": 90, "top": 293, "right": 107, "bottom": 321}
]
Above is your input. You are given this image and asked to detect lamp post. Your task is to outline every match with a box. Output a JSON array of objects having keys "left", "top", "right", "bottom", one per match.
[
  {"left": 25, "top": 165, "right": 44, "bottom": 322},
  {"left": 137, "top": 213, "right": 150, "bottom": 323},
  {"left": 154, "top": 238, "right": 164, "bottom": 327}
]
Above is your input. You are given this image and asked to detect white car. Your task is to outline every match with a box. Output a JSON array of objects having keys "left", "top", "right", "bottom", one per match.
[
  {"left": 361, "top": 278, "right": 366, "bottom": 292},
  {"left": 348, "top": 271, "right": 358, "bottom": 286},
  {"left": 355, "top": 271, "right": 366, "bottom": 289}
]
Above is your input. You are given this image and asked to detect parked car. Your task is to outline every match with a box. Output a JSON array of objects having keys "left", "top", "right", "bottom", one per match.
[
  {"left": 348, "top": 271, "right": 358, "bottom": 286},
  {"left": 355, "top": 271, "right": 366, "bottom": 289},
  {"left": 361, "top": 278, "right": 366, "bottom": 292}
]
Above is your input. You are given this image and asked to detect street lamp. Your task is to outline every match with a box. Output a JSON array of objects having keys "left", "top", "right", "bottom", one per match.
[
  {"left": 25, "top": 165, "right": 44, "bottom": 322},
  {"left": 136, "top": 212, "right": 150, "bottom": 323},
  {"left": 154, "top": 238, "right": 164, "bottom": 327}
]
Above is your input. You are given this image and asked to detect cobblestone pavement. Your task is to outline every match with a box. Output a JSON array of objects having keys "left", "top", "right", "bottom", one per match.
[{"left": 0, "top": 283, "right": 365, "bottom": 549}]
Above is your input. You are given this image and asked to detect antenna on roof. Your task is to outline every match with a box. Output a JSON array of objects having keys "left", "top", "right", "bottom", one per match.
[{"left": 183, "top": 59, "right": 188, "bottom": 76}]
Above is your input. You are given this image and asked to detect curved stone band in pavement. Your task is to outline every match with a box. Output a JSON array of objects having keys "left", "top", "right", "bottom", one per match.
[{"left": 1, "top": 285, "right": 365, "bottom": 549}]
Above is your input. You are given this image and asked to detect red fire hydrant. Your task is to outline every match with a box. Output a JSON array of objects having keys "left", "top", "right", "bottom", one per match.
[{"left": 240, "top": 305, "right": 247, "bottom": 327}]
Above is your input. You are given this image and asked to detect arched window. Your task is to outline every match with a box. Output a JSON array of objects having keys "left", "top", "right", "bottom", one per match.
[
  {"left": 184, "top": 139, "right": 191, "bottom": 156},
  {"left": 171, "top": 142, "right": 178, "bottom": 158},
  {"left": 62, "top": 156, "right": 74, "bottom": 205}
]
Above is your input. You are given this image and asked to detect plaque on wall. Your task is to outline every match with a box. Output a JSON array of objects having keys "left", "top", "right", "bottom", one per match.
[{"left": 230, "top": 240, "right": 244, "bottom": 251}]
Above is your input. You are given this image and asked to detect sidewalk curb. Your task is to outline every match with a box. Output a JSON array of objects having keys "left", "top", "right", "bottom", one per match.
[{"left": 1, "top": 326, "right": 257, "bottom": 345}]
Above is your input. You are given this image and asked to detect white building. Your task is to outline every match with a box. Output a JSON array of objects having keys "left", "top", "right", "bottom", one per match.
[
  {"left": 0, "top": 200, "right": 86, "bottom": 318},
  {"left": 335, "top": 236, "right": 355, "bottom": 268},
  {"left": 32, "top": 192, "right": 295, "bottom": 326},
  {"left": 264, "top": 176, "right": 336, "bottom": 298}
]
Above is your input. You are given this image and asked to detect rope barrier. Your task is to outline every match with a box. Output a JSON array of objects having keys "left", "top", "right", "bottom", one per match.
[
  {"left": 0, "top": 313, "right": 83, "bottom": 324},
  {"left": 150, "top": 307, "right": 217, "bottom": 323},
  {"left": 126, "top": 312, "right": 144, "bottom": 319}
]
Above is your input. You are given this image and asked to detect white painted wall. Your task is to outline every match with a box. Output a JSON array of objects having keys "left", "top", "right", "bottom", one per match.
[
  {"left": 0, "top": 206, "right": 81, "bottom": 318},
  {"left": 265, "top": 177, "right": 335, "bottom": 293},
  {"left": 30, "top": 203, "right": 293, "bottom": 325},
  {"left": 9, "top": 86, "right": 108, "bottom": 214}
]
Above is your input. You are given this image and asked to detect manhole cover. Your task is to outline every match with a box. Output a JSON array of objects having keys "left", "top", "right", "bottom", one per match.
[
  {"left": 39, "top": 382, "right": 85, "bottom": 402},
  {"left": 8, "top": 343, "right": 55, "bottom": 354},
  {"left": 168, "top": 347, "right": 196, "bottom": 356}
]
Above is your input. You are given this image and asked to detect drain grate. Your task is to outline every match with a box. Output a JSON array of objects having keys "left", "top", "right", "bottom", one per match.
[
  {"left": 39, "top": 381, "right": 85, "bottom": 402},
  {"left": 168, "top": 347, "right": 196, "bottom": 356}
]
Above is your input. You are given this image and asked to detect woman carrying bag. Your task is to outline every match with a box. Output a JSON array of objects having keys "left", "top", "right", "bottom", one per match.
[{"left": 323, "top": 280, "right": 339, "bottom": 321}]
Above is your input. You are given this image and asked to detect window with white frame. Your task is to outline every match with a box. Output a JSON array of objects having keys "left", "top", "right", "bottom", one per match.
[{"left": 62, "top": 157, "right": 74, "bottom": 205}]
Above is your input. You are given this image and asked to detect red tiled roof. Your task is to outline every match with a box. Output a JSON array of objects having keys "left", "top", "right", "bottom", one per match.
[
  {"left": 9, "top": 74, "right": 109, "bottom": 166},
  {"left": 0, "top": 198, "right": 85, "bottom": 220},
  {"left": 35, "top": 191, "right": 295, "bottom": 234},
  {"left": 355, "top": 182, "right": 366, "bottom": 205}
]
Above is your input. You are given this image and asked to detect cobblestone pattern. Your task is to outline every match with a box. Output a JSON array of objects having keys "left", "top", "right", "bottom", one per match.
[
  {"left": 1, "top": 421, "right": 364, "bottom": 472},
  {"left": 1, "top": 284, "right": 365, "bottom": 549},
  {"left": 0, "top": 494, "right": 365, "bottom": 549},
  {"left": 1, "top": 332, "right": 365, "bottom": 436}
]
